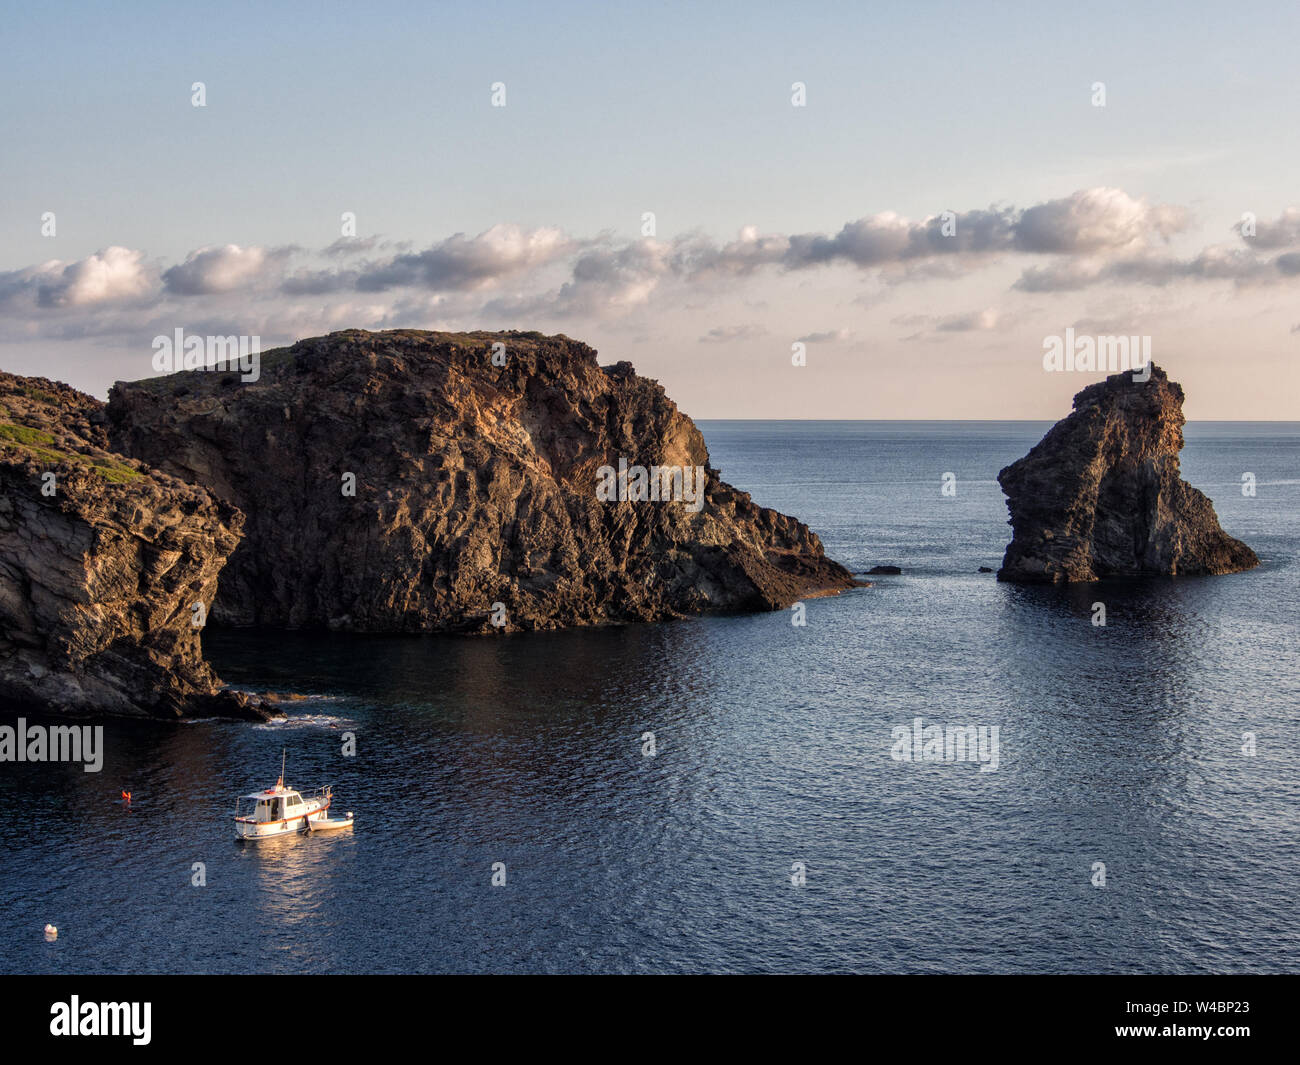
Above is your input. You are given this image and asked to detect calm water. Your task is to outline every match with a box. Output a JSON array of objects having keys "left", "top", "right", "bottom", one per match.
[{"left": 3, "top": 421, "right": 1297, "bottom": 974}]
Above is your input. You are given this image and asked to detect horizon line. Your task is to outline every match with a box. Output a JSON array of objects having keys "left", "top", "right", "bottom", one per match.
[{"left": 693, "top": 417, "right": 1300, "bottom": 424}]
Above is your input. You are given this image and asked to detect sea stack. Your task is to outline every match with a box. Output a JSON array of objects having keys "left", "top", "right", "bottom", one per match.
[
  {"left": 997, "top": 365, "right": 1258, "bottom": 583},
  {"left": 0, "top": 373, "right": 264, "bottom": 718},
  {"left": 108, "top": 329, "right": 856, "bottom": 632}
]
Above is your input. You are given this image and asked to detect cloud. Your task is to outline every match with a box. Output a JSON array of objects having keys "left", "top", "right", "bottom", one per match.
[
  {"left": 691, "top": 188, "right": 1183, "bottom": 278},
  {"left": 1013, "top": 259, "right": 1109, "bottom": 293},
  {"left": 699, "top": 324, "right": 767, "bottom": 344},
  {"left": 1015, "top": 245, "right": 1285, "bottom": 292},
  {"left": 687, "top": 225, "right": 791, "bottom": 276},
  {"left": 784, "top": 206, "right": 1018, "bottom": 269},
  {"left": 894, "top": 308, "right": 1009, "bottom": 338},
  {"left": 1011, "top": 187, "right": 1187, "bottom": 253},
  {"left": 796, "top": 328, "right": 853, "bottom": 343},
  {"left": 936, "top": 308, "right": 1005, "bottom": 332},
  {"left": 1237, "top": 207, "right": 1300, "bottom": 249},
  {"left": 1016, "top": 206, "right": 1300, "bottom": 292},
  {"left": 551, "top": 239, "right": 674, "bottom": 312},
  {"left": 1275, "top": 252, "right": 1300, "bottom": 275},
  {"left": 322, "top": 235, "right": 413, "bottom": 258},
  {"left": 0, "top": 190, "right": 1294, "bottom": 348},
  {"left": 163, "top": 244, "right": 292, "bottom": 295},
  {"left": 352, "top": 223, "right": 573, "bottom": 292},
  {"left": 33, "top": 247, "right": 156, "bottom": 308}
]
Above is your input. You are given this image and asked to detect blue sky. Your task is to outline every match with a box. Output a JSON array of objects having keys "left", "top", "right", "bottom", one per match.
[{"left": 2, "top": 1, "right": 1298, "bottom": 417}]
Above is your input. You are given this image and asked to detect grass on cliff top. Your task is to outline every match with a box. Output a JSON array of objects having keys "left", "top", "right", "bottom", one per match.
[
  {"left": 0, "top": 422, "right": 142, "bottom": 482},
  {"left": 17, "top": 383, "right": 60, "bottom": 404},
  {"left": 87, "top": 457, "right": 143, "bottom": 483},
  {"left": 0, "top": 383, "right": 60, "bottom": 405},
  {"left": 0, "top": 423, "right": 56, "bottom": 447}
]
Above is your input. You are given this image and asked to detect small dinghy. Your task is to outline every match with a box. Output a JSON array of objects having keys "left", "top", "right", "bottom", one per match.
[{"left": 304, "top": 811, "right": 354, "bottom": 832}]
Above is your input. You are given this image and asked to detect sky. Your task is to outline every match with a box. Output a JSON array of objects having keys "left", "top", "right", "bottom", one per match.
[{"left": 1, "top": 0, "right": 1298, "bottom": 418}]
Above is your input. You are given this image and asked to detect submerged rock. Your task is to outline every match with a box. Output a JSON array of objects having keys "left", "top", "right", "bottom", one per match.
[
  {"left": 108, "top": 330, "right": 856, "bottom": 632},
  {"left": 997, "top": 365, "right": 1258, "bottom": 583},
  {"left": 866, "top": 565, "right": 902, "bottom": 575},
  {"left": 0, "top": 373, "right": 266, "bottom": 719}
]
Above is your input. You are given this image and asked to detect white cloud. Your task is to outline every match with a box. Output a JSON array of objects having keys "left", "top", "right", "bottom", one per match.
[
  {"left": 163, "top": 244, "right": 290, "bottom": 295},
  {"left": 37, "top": 247, "right": 155, "bottom": 307}
]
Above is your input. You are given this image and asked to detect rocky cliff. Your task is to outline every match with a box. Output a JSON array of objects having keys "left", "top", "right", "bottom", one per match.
[
  {"left": 997, "top": 365, "right": 1258, "bottom": 582},
  {"left": 107, "top": 330, "right": 855, "bottom": 632},
  {"left": 0, "top": 373, "right": 264, "bottom": 718}
]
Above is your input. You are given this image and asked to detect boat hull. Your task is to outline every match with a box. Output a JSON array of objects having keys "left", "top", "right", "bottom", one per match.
[{"left": 234, "top": 800, "right": 330, "bottom": 840}]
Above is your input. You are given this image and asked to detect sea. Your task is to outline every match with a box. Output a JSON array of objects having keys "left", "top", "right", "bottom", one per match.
[{"left": 2, "top": 420, "right": 1297, "bottom": 974}]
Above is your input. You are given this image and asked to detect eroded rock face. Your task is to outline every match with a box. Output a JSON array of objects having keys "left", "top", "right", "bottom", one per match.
[
  {"left": 997, "top": 365, "right": 1258, "bottom": 583},
  {"left": 108, "top": 330, "right": 856, "bottom": 631},
  {"left": 0, "top": 373, "right": 263, "bottom": 718}
]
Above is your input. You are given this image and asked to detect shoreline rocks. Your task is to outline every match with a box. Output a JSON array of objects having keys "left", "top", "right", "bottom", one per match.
[{"left": 997, "top": 365, "right": 1258, "bottom": 583}]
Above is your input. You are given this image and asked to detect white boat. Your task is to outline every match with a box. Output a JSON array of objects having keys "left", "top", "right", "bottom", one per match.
[
  {"left": 234, "top": 753, "right": 353, "bottom": 840},
  {"left": 307, "top": 813, "right": 355, "bottom": 832}
]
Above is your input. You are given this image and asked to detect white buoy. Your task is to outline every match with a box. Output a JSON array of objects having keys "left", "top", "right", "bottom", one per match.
[{"left": 44, "top": 924, "right": 57, "bottom": 939}]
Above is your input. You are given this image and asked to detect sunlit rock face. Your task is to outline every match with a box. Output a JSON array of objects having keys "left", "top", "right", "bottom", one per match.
[
  {"left": 997, "top": 365, "right": 1258, "bottom": 583},
  {"left": 109, "top": 329, "right": 856, "bottom": 633},
  {"left": 0, "top": 372, "right": 262, "bottom": 719}
]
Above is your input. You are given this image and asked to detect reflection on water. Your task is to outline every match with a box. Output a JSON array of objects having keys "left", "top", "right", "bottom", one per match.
[
  {"left": 238, "top": 832, "right": 346, "bottom": 932},
  {"left": 1, "top": 422, "right": 1296, "bottom": 973}
]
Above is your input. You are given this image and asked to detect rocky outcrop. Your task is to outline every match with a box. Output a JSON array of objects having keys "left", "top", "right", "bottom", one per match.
[
  {"left": 0, "top": 373, "right": 265, "bottom": 718},
  {"left": 997, "top": 365, "right": 1258, "bottom": 583},
  {"left": 108, "top": 329, "right": 856, "bottom": 632}
]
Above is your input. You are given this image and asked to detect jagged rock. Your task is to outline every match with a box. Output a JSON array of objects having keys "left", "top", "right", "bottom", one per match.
[
  {"left": 108, "top": 329, "right": 856, "bottom": 632},
  {"left": 0, "top": 373, "right": 267, "bottom": 719},
  {"left": 997, "top": 365, "right": 1258, "bottom": 583}
]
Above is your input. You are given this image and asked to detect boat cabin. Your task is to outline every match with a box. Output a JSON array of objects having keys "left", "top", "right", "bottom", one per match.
[
  {"left": 238, "top": 785, "right": 321, "bottom": 824},
  {"left": 250, "top": 791, "right": 303, "bottom": 822}
]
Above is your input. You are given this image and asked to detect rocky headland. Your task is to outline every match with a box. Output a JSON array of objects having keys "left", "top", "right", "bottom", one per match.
[
  {"left": 0, "top": 373, "right": 266, "bottom": 718},
  {"left": 107, "top": 330, "right": 856, "bottom": 634},
  {"left": 1, "top": 330, "right": 857, "bottom": 717},
  {"left": 997, "top": 365, "right": 1258, "bottom": 583}
]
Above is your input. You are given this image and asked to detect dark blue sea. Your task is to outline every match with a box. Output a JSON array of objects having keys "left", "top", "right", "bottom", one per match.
[{"left": 3, "top": 421, "right": 1297, "bottom": 974}]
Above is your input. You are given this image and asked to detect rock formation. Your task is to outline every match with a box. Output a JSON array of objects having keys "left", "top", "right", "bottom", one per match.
[
  {"left": 0, "top": 373, "right": 265, "bottom": 718},
  {"left": 997, "top": 365, "right": 1258, "bottom": 583},
  {"left": 108, "top": 330, "right": 856, "bottom": 632}
]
